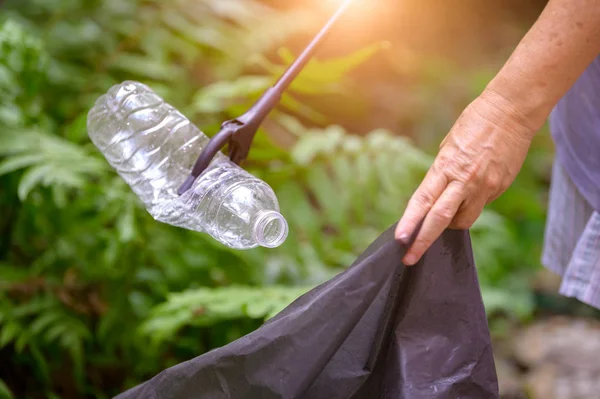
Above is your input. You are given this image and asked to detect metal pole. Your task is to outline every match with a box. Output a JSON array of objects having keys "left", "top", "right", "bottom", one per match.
[
  {"left": 272, "top": 0, "right": 353, "bottom": 94},
  {"left": 178, "top": 0, "right": 354, "bottom": 195}
]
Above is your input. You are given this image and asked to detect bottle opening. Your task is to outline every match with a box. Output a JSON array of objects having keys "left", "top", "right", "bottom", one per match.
[{"left": 253, "top": 210, "right": 289, "bottom": 248}]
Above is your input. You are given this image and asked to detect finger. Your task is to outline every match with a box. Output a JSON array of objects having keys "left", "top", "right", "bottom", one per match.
[
  {"left": 448, "top": 195, "right": 487, "bottom": 230},
  {"left": 438, "top": 133, "right": 450, "bottom": 149},
  {"left": 395, "top": 166, "right": 448, "bottom": 243},
  {"left": 403, "top": 182, "right": 464, "bottom": 265}
]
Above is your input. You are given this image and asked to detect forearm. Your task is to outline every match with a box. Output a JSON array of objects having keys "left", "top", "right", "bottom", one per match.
[{"left": 484, "top": 0, "right": 600, "bottom": 133}]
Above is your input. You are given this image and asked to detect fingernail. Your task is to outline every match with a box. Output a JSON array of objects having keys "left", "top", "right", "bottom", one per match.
[
  {"left": 396, "top": 232, "right": 409, "bottom": 244},
  {"left": 404, "top": 253, "right": 417, "bottom": 266}
]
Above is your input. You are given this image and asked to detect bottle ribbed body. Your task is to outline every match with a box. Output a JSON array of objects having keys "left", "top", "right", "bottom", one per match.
[{"left": 87, "top": 81, "right": 288, "bottom": 249}]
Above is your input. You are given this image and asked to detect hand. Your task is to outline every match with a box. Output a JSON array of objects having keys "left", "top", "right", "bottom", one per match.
[{"left": 395, "top": 90, "right": 536, "bottom": 265}]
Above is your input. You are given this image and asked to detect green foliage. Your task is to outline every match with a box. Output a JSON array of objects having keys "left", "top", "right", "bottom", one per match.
[
  {"left": 0, "top": 294, "right": 90, "bottom": 384},
  {"left": 141, "top": 285, "right": 312, "bottom": 345},
  {"left": 0, "top": 1, "right": 546, "bottom": 397},
  {"left": 0, "top": 379, "right": 14, "bottom": 399},
  {"left": 0, "top": 130, "right": 107, "bottom": 201},
  {"left": 0, "top": 18, "right": 48, "bottom": 127}
]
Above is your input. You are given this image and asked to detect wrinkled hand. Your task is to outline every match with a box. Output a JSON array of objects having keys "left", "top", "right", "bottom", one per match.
[{"left": 395, "top": 90, "right": 536, "bottom": 265}]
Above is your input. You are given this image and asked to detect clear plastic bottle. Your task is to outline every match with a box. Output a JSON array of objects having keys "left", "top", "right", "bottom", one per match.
[{"left": 87, "top": 81, "right": 288, "bottom": 249}]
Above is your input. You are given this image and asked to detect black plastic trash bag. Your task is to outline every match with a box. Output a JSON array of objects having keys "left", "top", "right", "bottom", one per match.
[{"left": 116, "top": 225, "right": 499, "bottom": 399}]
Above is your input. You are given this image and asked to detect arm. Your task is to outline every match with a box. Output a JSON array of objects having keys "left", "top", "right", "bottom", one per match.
[{"left": 395, "top": 0, "right": 600, "bottom": 265}]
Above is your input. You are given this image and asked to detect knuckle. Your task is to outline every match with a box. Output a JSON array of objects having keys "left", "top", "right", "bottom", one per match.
[
  {"left": 451, "top": 217, "right": 475, "bottom": 230},
  {"left": 414, "top": 191, "right": 435, "bottom": 209},
  {"left": 434, "top": 156, "right": 451, "bottom": 172},
  {"left": 457, "top": 220, "right": 473, "bottom": 230},
  {"left": 484, "top": 173, "right": 501, "bottom": 190},
  {"left": 433, "top": 206, "right": 455, "bottom": 222},
  {"left": 463, "top": 163, "right": 481, "bottom": 182},
  {"left": 442, "top": 154, "right": 478, "bottom": 183}
]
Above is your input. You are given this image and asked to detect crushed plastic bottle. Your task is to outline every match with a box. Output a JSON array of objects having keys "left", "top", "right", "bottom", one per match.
[{"left": 87, "top": 81, "right": 288, "bottom": 249}]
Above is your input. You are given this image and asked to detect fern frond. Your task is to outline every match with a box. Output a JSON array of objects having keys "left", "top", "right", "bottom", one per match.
[
  {"left": 0, "top": 294, "right": 91, "bottom": 374},
  {"left": 140, "top": 285, "right": 311, "bottom": 344},
  {"left": 0, "top": 130, "right": 107, "bottom": 200}
]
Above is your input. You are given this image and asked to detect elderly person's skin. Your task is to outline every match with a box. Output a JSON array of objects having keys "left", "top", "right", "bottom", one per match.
[{"left": 395, "top": 0, "right": 600, "bottom": 265}]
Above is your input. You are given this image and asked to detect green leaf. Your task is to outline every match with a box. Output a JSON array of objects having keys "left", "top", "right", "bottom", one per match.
[
  {"left": 140, "top": 285, "right": 312, "bottom": 344},
  {"left": 0, "top": 323, "right": 20, "bottom": 348},
  {"left": 481, "top": 287, "right": 535, "bottom": 320},
  {"left": 0, "top": 154, "right": 46, "bottom": 176},
  {"left": 44, "top": 323, "right": 71, "bottom": 344},
  {"left": 117, "top": 201, "right": 137, "bottom": 243},
  {"left": 67, "top": 338, "right": 84, "bottom": 383},
  {"left": 0, "top": 19, "right": 48, "bottom": 98},
  {"left": 30, "top": 311, "right": 64, "bottom": 336},
  {"left": 17, "top": 164, "right": 53, "bottom": 200},
  {"left": 306, "top": 165, "right": 345, "bottom": 227},
  {"left": 279, "top": 94, "right": 328, "bottom": 125},
  {"left": 0, "top": 379, "right": 14, "bottom": 399},
  {"left": 274, "top": 43, "right": 386, "bottom": 94},
  {"left": 277, "top": 182, "right": 321, "bottom": 241},
  {"left": 191, "top": 76, "right": 272, "bottom": 113},
  {"left": 14, "top": 330, "right": 29, "bottom": 353},
  {"left": 12, "top": 298, "right": 53, "bottom": 318},
  {"left": 109, "top": 54, "right": 185, "bottom": 82},
  {"left": 0, "top": 129, "right": 106, "bottom": 201}
]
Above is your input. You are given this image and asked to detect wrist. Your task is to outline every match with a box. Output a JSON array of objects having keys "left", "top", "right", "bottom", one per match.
[
  {"left": 478, "top": 81, "right": 549, "bottom": 138},
  {"left": 483, "top": 72, "right": 556, "bottom": 135}
]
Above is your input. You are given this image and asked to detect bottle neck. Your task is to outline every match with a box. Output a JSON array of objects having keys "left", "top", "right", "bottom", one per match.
[{"left": 251, "top": 210, "right": 288, "bottom": 248}]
